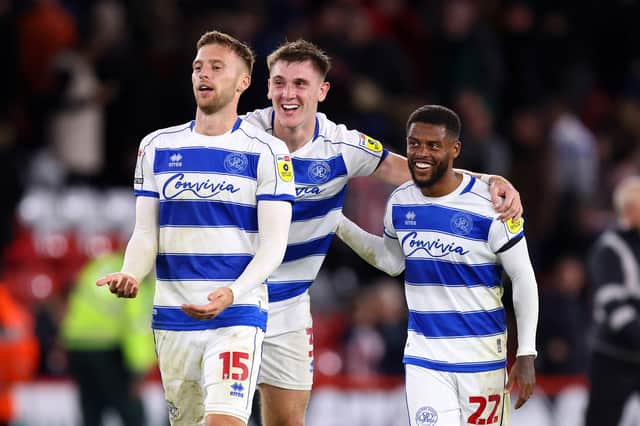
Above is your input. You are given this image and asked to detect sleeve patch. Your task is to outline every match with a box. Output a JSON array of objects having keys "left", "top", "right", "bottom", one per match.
[
  {"left": 506, "top": 217, "right": 523, "bottom": 234},
  {"left": 359, "top": 133, "right": 383, "bottom": 153},
  {"left": 277, "top": 154, "right": 294, "bottom": 182}
]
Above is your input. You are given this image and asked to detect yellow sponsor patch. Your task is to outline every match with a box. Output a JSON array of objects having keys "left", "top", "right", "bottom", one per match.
[
  {"left": 359, "top": 133, "right": 383, "bottom": 153},
  {"left": 506, "top": 217, "right": 523, "bottom": 234},
  {"left": 277, "top": 154, "right": 293, "bottom": 182}
]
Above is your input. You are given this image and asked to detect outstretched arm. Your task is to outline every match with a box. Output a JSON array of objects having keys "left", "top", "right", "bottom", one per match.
[
  {"left": 96, "top": 196, "right": 159, "bottom": 298},
  {"left": 181, "top": 200, "right": 292, "bottom": 319},
  {"left": 335, "top": 213, "right": 405, "bottom": 276},
  {"left": 498, "top": 237, "right": 539, "bottom": 409},
  {"left": 371, "top": 153, "right": 522, "bottom": 220}
]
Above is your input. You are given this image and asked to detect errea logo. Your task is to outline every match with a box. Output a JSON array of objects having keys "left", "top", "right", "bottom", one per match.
[
  {"left": 405, "top": 211, "right": 417, "bottom": 226},
  {"left": 230, "top": 382, "right": 245, "bottom": 398},
  {"left": 168, "top": 153, "right": 183, "bottom": 168}
]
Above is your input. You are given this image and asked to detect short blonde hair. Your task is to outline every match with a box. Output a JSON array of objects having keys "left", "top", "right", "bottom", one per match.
[
  {"left": 197, "top": 30, "right": 255, "bottom": 73},
  {"left": 613, "top": 175, "right": 640, "bottom": 218}
]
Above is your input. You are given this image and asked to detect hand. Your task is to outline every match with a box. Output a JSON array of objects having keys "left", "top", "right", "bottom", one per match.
[
  {"left": 488, "top": 175, "right": 523, "bottom": 222},
  {"left": 506, "top": 355, "right": 536, "bottom": 409},
  {"left": 96, "top": 272, "right": 139, "bottom": 298},
  {"left": 180, "top": 287, "right": 234, "bottom": 320}
]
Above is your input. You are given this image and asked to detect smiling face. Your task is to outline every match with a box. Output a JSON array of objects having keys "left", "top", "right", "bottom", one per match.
[
  {"left": 192, "top": 43, "right": 250, "bottom": 115},
  {"left": 406, "top": 122, "right": 460, "bottom": 189},
  {"left": 267, "top": 59, "right": 330, "bottom": 132}
]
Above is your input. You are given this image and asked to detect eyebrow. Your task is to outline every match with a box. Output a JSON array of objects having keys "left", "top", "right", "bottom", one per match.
[
  {"left": 270, "top": 75, "right": 310, "bottom": 83},
  {"left": 192, "top": 58, "right": 225, "bottom": 67}
]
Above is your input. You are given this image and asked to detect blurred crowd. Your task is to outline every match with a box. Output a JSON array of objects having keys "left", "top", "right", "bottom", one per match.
[{"left": 1, "top": 0, "right": 640, "bottom": 421}]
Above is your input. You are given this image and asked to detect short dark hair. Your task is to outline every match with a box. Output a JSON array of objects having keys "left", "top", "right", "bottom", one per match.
[
  {"left": 267, "top": 39, "right": 332, "bottom": 79},
  {"left": 197, "top": 30, "right": 255, "bottom": 73},
  {"left": 406, "top": 105, "right": 461, "bottom": 139}
]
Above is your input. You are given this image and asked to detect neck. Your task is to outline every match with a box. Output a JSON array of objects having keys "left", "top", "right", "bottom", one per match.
[
  {"left": 194, "top": 104, "right": 238, "bottom": 136},
  {"left": 420, "top": 170, "right": 463, "bottom": 197},
  {"left": 273, "top": 115, "right": 316, "bottom": 153}
]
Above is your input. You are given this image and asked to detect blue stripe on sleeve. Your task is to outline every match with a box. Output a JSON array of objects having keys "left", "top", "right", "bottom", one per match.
[
  {"left": 257, "top": 194, "right": 295, "bottom": 202},
  {"left": 156, "top": 254, "right": 253, "bottom": 280},
  {"left": 135, "top": 190, "right": 159, "bottom": 198},
  {"left": 266, "top": 280, "right": 313, "bottom": 302},
  {"left": 159, "top": 200, "right": 257, "bottom": 230},
  {"left": 152, "top": 305, "right": 267, "bottom": 331},
  {"left": 403, "top": 356, "right": 506, "bottom": 373},
  {"left": 408, "top": 309, "right": 506, "bottom": 338},
  {"left": 405, "top": 258, "right": 502, "bottom": 288}
]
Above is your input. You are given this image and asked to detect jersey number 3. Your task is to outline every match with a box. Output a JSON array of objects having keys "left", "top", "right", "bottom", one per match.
[
  {"left": 219, "top": 351, "right": 249, "bottom": 381},
  {"left": 468, "top": 394, "right": 501, "bottom": 425}
]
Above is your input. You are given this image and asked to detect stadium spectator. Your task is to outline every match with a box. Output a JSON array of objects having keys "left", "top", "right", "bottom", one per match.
[
  {"left": 537, "top": 255, "right": 589, "bottom": 375},
  {"left": 61, "top": 252, "right": 156, "bottom": 426},
  {"left": 585, "top": 175, "right": 640, "bottom": 426},
  {"left": 0, "top": 283, "right": 39, "bottom": 426}
]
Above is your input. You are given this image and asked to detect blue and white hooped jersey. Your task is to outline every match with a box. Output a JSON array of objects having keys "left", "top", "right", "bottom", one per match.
[
  {"left": 384, "top": 174, "right": 525, "bottom": 373},
  {"left": 243, "top": 108, "right": 387, "bottom": 308},
  {"left": 134, "top": 118, "right": 295, "bottom": 332}
]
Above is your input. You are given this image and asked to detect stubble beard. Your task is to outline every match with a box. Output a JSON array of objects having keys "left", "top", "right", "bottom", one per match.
[
  {"left": 196, "top": 86, "right": 235, "bottom": 115},
  {"left": 409, "top": 159, "right": 448, "bottom": 188}
]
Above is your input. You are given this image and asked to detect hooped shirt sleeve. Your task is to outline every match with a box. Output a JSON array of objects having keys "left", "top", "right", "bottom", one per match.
[
  {"left": 488, "top": 215, "right": 526, "bottom": 254},
  {"left": 321, "top": 115, "right": 387, "bottom": 178},
  {"left": 256, "top": 134, "right": 296, "bottom": 202},
  {"left": 133, "top": 133, "right": 159, "bottom": 198}
]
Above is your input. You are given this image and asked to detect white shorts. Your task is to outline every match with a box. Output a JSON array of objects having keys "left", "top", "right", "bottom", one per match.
[
  {"left": 406, "top": 365, "right": 510, "bottom": 426},
  {"left": 154, "top": 326, "right": 264, "bottom": 425},
  {"left": 258, "top": 302, "right": 314, "bottom": 390}
]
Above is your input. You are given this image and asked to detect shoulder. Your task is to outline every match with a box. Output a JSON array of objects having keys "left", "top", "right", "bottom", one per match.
[
  {"left": 592, "top": 228, "right": 631, "bottom": 256},
  {"left": 389, "top": 180, "right": 417, "bottom": 203},
  {"left": 237, "top": 119, "right": 289, "bottom": 153},
  {"left": 317, "top": 113, "right": 384, "bottom": 154},
  {"left": 241, "top": 107, "right": 273, "bottom": 132},
  {"left": 457, "top": 176, "right": 497, "bottom": 216},
  {"left": 317, "top": 112, "right": 358, "bottom": 142},
  {"left": 140, "top": 121, "right": 193, "bottom": 147}
]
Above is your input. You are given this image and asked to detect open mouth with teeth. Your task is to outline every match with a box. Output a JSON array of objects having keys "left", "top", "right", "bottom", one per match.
[
  {"left": 413, "top": 162, "right": 433, "bottom": 170},
  {"left": 198, "top": 85, "right": 214, "bottom": 93},
  {"left": 281, "top": 104, "right": 299, "bottom": 111}
]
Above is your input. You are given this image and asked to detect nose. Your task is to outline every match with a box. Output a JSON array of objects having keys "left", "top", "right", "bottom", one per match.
[
  {"left": 198, "top": 64, "right": 212, "bottom": 80},
  {"left": 283, "top": 83, "right": 294, "bottom": 98}
]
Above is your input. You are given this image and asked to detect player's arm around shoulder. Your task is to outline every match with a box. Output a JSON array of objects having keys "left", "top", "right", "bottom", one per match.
[
  {"left": 457, "top": 170, "right": 523, "bottom": 221},
  {"left": 371, "top": 151, "right": 411, "bottom": 186}
]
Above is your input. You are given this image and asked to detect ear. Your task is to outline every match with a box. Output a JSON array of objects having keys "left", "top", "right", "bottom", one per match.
[
  {"left": 318, "top": 81, "right": 330, "bottom": 103},
  {"left": 237, "top": 73, "right": 251, "bottom": 93},
  {"left": 451, "top": 140, "right": 462, "bottom": 159}
]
